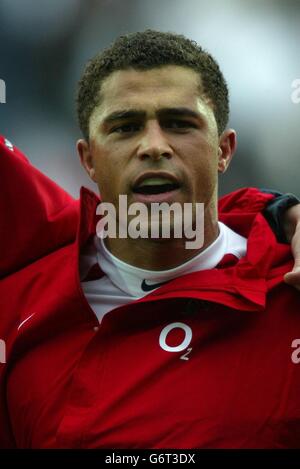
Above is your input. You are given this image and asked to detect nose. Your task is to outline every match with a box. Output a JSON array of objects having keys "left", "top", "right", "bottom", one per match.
[{"left": 136, "top": 120, "right": 174, "bottom": 161}]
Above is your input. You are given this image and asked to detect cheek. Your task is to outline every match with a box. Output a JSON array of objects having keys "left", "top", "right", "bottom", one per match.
[
  {"left": 93, "top": 157, "right": 130, "bottom": 204},
  {"left": 183, "top": 140, "right": 218, "bottom": 174},
  {"left": 186, "top": 145, "right": 219, "bottom": 197},
  {"left": 91, "top": 157, "right": 115, "bottom": 199}
]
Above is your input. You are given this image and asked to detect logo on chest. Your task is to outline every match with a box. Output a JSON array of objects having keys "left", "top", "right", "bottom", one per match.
[{"left": 159, "top": 322, "right": 193, "bottom": 360}]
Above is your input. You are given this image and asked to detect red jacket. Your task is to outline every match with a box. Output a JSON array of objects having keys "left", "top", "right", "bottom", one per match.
[{"left": 0, "top": 136, "right": 299, "bottom": 449}]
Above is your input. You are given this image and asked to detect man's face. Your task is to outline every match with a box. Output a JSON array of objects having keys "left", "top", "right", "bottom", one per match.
[{"left": 78, "top": 65, "right": 235, "bottom": 231}]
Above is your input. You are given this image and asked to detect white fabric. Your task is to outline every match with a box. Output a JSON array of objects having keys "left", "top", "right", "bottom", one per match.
[{"left": 80, "top": 222, "right": 247, "bottom": 324}]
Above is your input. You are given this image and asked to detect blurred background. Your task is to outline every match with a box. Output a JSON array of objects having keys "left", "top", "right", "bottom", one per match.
[{"left": 0, "top": 0, "right": 299, "bottom": 198}]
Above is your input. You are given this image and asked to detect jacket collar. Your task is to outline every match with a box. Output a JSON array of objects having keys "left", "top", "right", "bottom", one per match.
[{"left": 77, "top": 186, "right": 100, "bottom": 248}]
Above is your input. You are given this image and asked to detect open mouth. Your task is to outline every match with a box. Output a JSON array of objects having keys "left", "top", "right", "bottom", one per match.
[{"left": 132, "top": 178, "right": 180, "bottom": 195}]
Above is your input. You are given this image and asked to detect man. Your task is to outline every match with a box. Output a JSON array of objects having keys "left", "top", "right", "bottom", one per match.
[{"left": 0, "top": 30, "right": 300, "bottom": 449}]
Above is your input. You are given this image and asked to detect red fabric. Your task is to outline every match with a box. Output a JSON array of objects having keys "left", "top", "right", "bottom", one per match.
[
  {"left": 0, "top": 136, "right": 79, "bottom": 278},
  {"left": 0, "top": 136, "right": 299, "bottom": 449}
]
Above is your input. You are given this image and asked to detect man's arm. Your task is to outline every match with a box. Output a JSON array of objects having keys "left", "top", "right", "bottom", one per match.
[
  {"left": 283, "top": 204, "right": 300, "bottom": 290},
  {"left": 0, "top": 136, "right": 79, "bottom": 278},
  {"left": 262, "top": 190, "right": 300, "bottom": 290}
]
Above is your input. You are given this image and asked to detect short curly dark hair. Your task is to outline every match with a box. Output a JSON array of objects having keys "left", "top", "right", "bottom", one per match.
[{"left": 77, "top": 30, "right": 229, "bottom": 141}]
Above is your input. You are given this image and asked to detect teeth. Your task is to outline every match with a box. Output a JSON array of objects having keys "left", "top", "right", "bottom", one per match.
[{"left": 138, "top": 177, "right": 174, "bottom": 187}]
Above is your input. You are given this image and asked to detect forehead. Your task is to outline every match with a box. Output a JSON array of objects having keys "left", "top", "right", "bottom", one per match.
[{"left": 97, "top": 65, "right": 210, "bottom": 117}]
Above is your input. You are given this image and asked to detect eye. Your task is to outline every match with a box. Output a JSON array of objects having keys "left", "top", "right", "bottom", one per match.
[
  {"left": 163, "top": 119, "right": 197, "bottom": 130},
  {"left": 111, "top": 122, "right": 141, "bottom": 134}
]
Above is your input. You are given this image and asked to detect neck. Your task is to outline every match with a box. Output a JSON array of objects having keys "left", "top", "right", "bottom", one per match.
[{"left": 104, "top": 210, "right": 219, "bottom": 271}]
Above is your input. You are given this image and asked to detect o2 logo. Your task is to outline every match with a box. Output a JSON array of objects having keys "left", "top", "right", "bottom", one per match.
[{"left": 159, "top": 322, "right": 192, "bottom": 360}]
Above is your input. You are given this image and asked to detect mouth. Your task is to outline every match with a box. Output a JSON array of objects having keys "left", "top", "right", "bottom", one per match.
[
  {"left": 133, "top": 179, "right": 180, "bottom": 195},
  {"left": 132, "top": 172, "right": 181, "bottom": 196},
  {"left": 131, "top": 174, "right": 181, "bottom": 204}
]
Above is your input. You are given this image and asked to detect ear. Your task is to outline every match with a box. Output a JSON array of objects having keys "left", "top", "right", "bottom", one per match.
[
  {"left": 217, "top": 129, "right": 237, "bottom": 174},
  {"left": 77, "top": 139, "right": 97, "bottom": 182}
]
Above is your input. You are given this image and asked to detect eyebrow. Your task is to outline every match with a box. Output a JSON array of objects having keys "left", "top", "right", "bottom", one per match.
[{"left": 102, "top": 107, "right": 202, "bottom": 125}]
